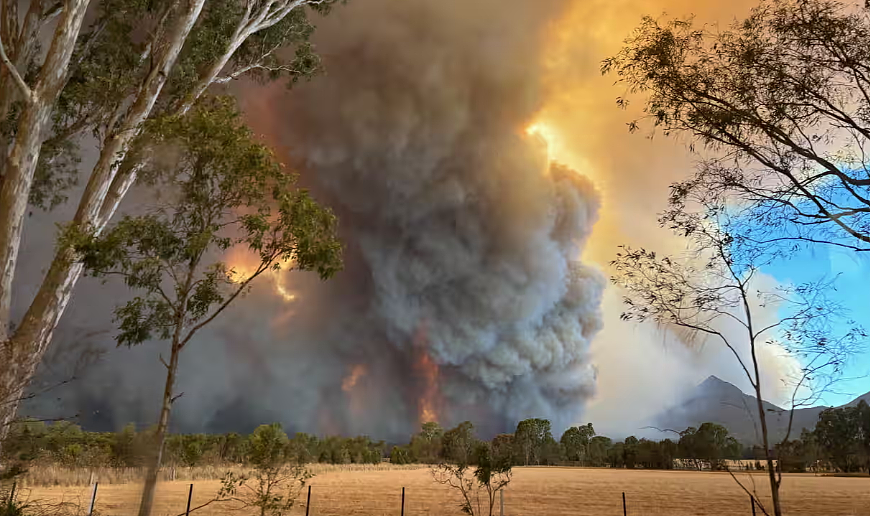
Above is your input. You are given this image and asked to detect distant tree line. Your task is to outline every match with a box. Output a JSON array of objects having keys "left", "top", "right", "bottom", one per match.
[
  {"left": 4, "top": 402, "right": 869, "bottom": 474},
  {"left": 1, "top": 421, "right": 384, "bottom": 471},
  {"left": 394, "top": 405, "right": 870, "bottom": 475},
  {"left": 389, "top": 419, "right": 742, "bottom": 471},
  {"left": 774, "top": 400, "right": 870, "bottom": 474}
]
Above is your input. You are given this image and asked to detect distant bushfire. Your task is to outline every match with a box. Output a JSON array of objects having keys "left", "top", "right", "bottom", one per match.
[
  {"left": 342, "top": 364, "right": 368, "bottom": 392},
  {"left": 413, "top": 322, "right": 443, "bottom": 424}
]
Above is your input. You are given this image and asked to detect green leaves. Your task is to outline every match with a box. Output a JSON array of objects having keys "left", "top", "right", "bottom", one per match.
[
  {"left": 114, "top": 296, "right": 174, "bottom": 348},
  {"left": 232, "top": 7, "right": 318, "bottom": 85},
  {"left": 275, "top": 189, "right": 343, "bottom": 280},
  {"left": 248, "top": 423, "right": 290, "bottom": 469}
]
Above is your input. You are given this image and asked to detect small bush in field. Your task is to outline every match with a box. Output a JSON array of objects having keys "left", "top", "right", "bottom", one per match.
[
  {"left": 432, "top": 423, "right": 511, "bottom": 516},
  {"left": 208, "top": 425, "right": 314, "bottom": 516}
]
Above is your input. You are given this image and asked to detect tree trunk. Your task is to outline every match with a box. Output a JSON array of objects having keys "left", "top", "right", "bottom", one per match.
[
  {"left": 755, "top": 381, "right": 783, "bottom": 516},
  {"left": 137, "top": 338, "right": 182, "bottom": 516},
  {"left": 74, "top": 0, "right": 205, "bottom": 226},
  {"left": 0, "top": 99, "right": 47, "bottom": 335},
  {"left": 0, "top": 0, "right": 91, "bottom": 445},
  {"left": 0, "top": 0, "right": 90, "bottom": 340}
]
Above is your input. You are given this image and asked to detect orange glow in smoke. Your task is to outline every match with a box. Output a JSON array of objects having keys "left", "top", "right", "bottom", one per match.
[
  {"left": 413, "top": 322, "right": 443, "bottom": 424},
  {"left": 526, "top": 122, "right": 557, "bottom": 152},
  {"left": 342, "top": 364, "right": 368, "bottom": 392},
  {"left": 417, "top": 352, "right": 440, "bottom": 423},
  {"left": 525, "top": 120, "right": 596, "bottom": 180},
  {"left": 224, "top": 247, "right": 298, "bottom": 303}
]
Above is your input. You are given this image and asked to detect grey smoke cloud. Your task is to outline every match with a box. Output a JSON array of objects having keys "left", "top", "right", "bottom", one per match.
[
  {"left": 19, "top": 0, "right": 606, "bottom": 440},
  {"left": 250, "top": 0, "right": 605, "bottom": 434}
]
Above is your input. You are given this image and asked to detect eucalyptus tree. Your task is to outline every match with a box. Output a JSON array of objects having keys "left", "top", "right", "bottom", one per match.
[
  {"left": 69, "top": 97, "right": 342, "bottom": 515},
  {"left": 610, "top": 202, "right": 862, "bottom": 516},
  {"left": 602, "top": 0, "right": 870, "bottom": 254},
  {"left": 0, "top": 0, "right": 342, "bottom": 449}
]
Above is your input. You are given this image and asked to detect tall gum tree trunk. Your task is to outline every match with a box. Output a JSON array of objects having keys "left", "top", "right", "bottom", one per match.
[
  {"left": 0, "top": 0, "right": 90, "bottom": 339},
  {"left": 137, "top": 338, "right": 182, "bottom": 516},
  {"left": 0, "top": 0, "right": 91, "bottom": 444},
  {"left": 74, "top": 0, "right": 205, "bottom": 226},
  {"left": 138, "top": 258, "right": 197, "bottom": 516}
]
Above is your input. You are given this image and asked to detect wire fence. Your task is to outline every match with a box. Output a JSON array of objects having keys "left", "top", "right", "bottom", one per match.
[
  {"left": 7, "top": 470, "right": 870, "bottom": 516},
  {"left": 29, "top": 483, "right": 864, "bottom": 516}
]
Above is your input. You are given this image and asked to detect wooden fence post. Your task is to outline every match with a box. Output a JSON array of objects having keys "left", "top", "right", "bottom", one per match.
[
  {"left": 622, "top": 492, "right": 627, "bottom": 516},
  {"left": 186, "top": 483, "right": 193, "bottom": 515},
  {"left": 401, "top": 487, "right": 405, "bottom": 516},
  {"left": 305, "top": 485, "right": 311, "bottom": 516},
  {"left": 88, "top": 483, "right": 98, "bottom": 516},
  {"left": 500, "top": 489, "right": 504, "bottom": 516}
]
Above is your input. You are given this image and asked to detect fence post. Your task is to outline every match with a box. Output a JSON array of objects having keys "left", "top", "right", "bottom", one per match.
[
  {"left": 622, "top": 492, "right": 627, "bottom": 516},
  {"left": 401, "top": 487, "right": 405, "bottom": 516},
  {"left": 7, "top": 481, "right": 15, "bottom": 510},
  {"left": 305, "top": 485, "right": 311, "bottom": 516},
  {"left": 750, "top": 495, "right": 756, "bottom": 516},
  {"left": 186, "top": 483, "right": 194, "bottom": 516},
  {"left": 88, "top": 482, "right": 98, "bottom": 516},
  {"left": 500, "top": 489, "right": 504, "bottom": 516}
]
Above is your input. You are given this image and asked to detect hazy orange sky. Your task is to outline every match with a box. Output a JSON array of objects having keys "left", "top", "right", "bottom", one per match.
[
  {"left": 530, "top": 0, "right": 804, "bottom": 434},
  {"left": 234, "top": 0, "right": 831, "bottom": 437},
  {"left": 538, "top": 0, "right": 759, "bottom": 260}
]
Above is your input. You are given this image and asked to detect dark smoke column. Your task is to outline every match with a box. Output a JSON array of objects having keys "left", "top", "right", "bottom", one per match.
[{"left": 253, "top": 0, "right": 605, "bottom": 437}]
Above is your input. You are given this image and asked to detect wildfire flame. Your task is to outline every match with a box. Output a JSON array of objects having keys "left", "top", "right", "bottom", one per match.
[
  {"left": 525, "top": 120, "right": 597, "bottom": 183},
  {"left": 224, "top": 247, "right": 298, "bottom": 303},
  {"left": 525, "top": 121, "right": 558, "bottom": 153},
  {"left": 273, "top": 280, "right": 296, "bottom": 303},
  {"left": 342, "top": 364, "right": 368, "bottom": 392},
  {"left": 413, "top": 322, "right": 442, "bottom": 424},
  {"left": 417, "top": 352, "right": 439, "bottom": 423}
]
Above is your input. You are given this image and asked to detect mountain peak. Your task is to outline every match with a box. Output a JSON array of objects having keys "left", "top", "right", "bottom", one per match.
[{"left": 698, "top": 375, "right": 737, "bottom": 391}]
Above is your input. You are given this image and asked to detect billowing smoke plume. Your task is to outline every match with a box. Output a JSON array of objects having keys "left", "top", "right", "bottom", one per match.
[
  {"left": 20, "top": 0, "right": 606, "bottom": 440},
  {"left": 245, "top": 0, "right": 605, "bottom": 436}
]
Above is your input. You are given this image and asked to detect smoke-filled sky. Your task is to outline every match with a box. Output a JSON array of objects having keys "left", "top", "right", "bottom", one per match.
[{"left": 17, "top": 0, "right": 870, "bottom": 440}]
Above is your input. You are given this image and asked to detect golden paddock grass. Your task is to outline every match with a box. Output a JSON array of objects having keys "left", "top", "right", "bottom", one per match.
[{"left": 14, "top": 465, "right": 870, "bottom": 516}]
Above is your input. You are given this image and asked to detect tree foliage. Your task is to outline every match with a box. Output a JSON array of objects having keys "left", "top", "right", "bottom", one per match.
[
  {"left": 513, "top": 418, "right": 558, "bottom": 466},
  {"left": 30, "top": 0, "right": 339, "bottom": 209},
  {"left": 233, "top": 424, "right": 312, "bottom": 516},
  {"left": 63, "top": 95, "right": 341, "bottom": 516},
  {"left": 602, "top": 0, "right": 870, "bottom": 253},
  {"left": 409, "top": 422, "right": 444, "bottom": 464},
  {"left": 560, "top": 423, "right": 595, "bottom": 462},
  {"left": 678, "top": 423, "right": 742, "bottom": 470},
  {"left": 814, "top": 399, "right": 870, "bottom": 473},
  {"left": 431, "top": 422, "right": 511, "bottom": 516},
  {"left": 70, "top": 96, "right": 342, "bottom": 349}
]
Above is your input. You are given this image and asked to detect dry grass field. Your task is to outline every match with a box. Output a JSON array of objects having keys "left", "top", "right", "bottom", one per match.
[{"left": 18, "top": 466, "right": 870, "bottom": 516}]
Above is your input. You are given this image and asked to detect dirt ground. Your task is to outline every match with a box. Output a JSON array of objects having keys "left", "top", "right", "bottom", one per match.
[{"left": 21, "top": 466, "right": 870, "bottom": 516}]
